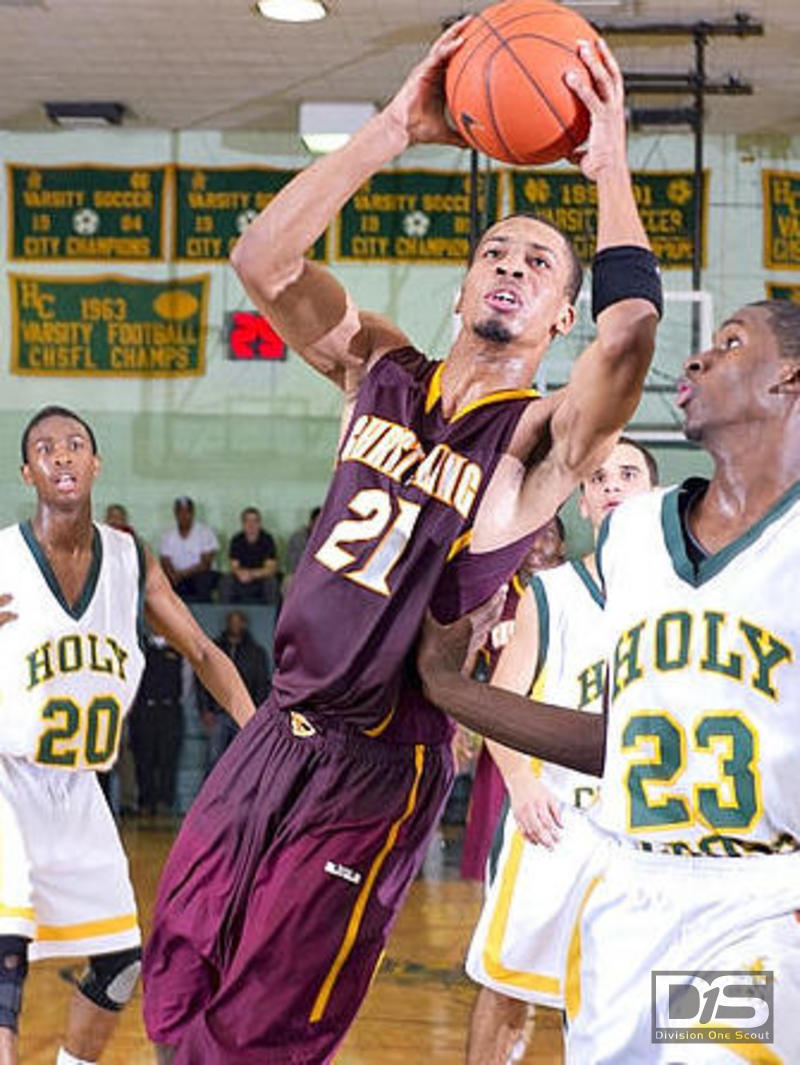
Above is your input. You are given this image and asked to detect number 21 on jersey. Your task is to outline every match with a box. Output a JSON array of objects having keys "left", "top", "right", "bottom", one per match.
[{"left": 314, "top": 488, "right": 421, "bottom": 596}]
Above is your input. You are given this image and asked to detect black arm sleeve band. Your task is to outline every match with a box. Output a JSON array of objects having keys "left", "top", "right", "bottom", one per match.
[{"left": 591, "top": 244, "right": 663, "bottom": 321}]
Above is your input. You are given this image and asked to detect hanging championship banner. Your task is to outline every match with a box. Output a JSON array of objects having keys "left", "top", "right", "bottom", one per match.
[
  {"left": 338, "top": 170, "right": 500, "bottom": 262},
  {"left": 765, "top": 282, "right": 800, "bottom": 303},
  {"left": 508, "top": 169, "right": 707, "bottom": 269},
  {"left": 8, "top": 165, "right": 167, "bottom": 261},
  {"left": 10, "top": 273, "right": 209, "bottom": 377},
  {"left": 763, "top": 171, "right": 800, "bottom": 269},
  {"left": 174, "top": 167, "right": 328, "bottom": 262}
]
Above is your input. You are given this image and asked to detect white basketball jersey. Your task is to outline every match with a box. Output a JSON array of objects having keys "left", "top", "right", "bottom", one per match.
[
  {"left": 529, "top": 559, "right": 606, "bottom": 808},
  {"left": 0, "top": 522, "right": 146, "bottom": 771},
  {"left": 595, "top": 479, "right": 800, "bottom": 856}
]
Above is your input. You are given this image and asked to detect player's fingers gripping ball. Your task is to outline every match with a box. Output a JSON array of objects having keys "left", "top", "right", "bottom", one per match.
[{"left": 445, "top": 0, "right": 599, "bottom": 164}]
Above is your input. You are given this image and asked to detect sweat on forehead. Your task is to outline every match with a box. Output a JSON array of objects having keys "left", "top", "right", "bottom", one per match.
[{"left": 20, "top": 405, "right": 97, "bottom": 463}]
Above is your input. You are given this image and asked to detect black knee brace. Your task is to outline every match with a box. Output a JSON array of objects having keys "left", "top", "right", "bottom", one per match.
[
  {"left": 78, "top": 946, "right": 141, "bottom": 1012},
  {"left": 0, "top": 935, "right": 29, "bottom": 1032}
]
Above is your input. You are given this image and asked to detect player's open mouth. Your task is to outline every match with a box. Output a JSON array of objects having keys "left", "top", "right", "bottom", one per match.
[
  {"left": 485, "top": 288, "right": 521, "bottom": 312},
  {"left": 55, "top": 474, "right": 77, "bottom": 490},
  {"left": 675, "top": 380, "right": 694, "bottom": 408}
]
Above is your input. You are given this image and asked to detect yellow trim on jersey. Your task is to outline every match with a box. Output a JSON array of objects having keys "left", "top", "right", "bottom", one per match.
[
  {"left": 424, "top": 360, "right": 538, "bottom": 421},
  {"left": 36, "top": 911, "right": 138, "bottom": 942},
  {"left": 482, "top": 829, "right": 560, "bottom": 996},
  {"left": 363, "top": 704, "right": 396, "bottom": 738},
  {"left": 309, "top": 744, "right": 425, "bottom": 1024},
  {"left": 564, "top": 875, "right": 603, "bottom": 1023},
  {"left": 447, "top": 531, "right": 472, "bottom": 562},
  {"left": 425, "top": 362, "right": 445, "bottom": 414},
  {"left": 0, "top": 903, "right": 35, "bottom": 923},
  {"left": 724, "top": 1042, "right": 782, "bottom": 1064},
  {"left": 450, "top": 387, "right": 539, "bottom": 424}
]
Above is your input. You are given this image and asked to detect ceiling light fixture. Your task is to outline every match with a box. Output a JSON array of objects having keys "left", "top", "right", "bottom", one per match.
[
  {"left": 44, "top": 101, "right": 125, "bottom": 128},
  {"left": 299, "top": 101, "right": 376, "bottom": 153},
  {"left": 255, "top": 0, "right": 327, "bottom": 22}
]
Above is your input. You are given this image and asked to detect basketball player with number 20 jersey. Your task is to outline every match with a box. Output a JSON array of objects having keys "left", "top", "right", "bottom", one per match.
[{"left": 0, "top": 407, "right": 256, "bottom": 1065}]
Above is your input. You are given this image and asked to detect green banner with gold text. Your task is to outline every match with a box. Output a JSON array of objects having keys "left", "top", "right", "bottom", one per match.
[
  {"left": 8, "top": 165, "right": 167, "bottom": 261},
  {"left": 763, "top": 171, "right": 800, "bottom": 269},
  {"left": 174, "top": 167, "right": 327, "bottom": 262},
  {"left": 509, "top": 169, "right": 707, "bottom": 269},
  {"left": 10, "top": 274, "right": 209, "bottom": 377},
  {"left": 338, "top": 170, "right": 500, "bottom": 262}
]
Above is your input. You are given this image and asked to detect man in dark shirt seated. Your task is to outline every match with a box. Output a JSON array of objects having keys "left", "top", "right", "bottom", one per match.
[{"left": 221, "top": 506, "right": 280, "bottom": 605}]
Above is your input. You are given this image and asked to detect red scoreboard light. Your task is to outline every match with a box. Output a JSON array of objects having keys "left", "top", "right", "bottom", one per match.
[{"left": 226, "top": 310, "right": 287, "bottom": 361}]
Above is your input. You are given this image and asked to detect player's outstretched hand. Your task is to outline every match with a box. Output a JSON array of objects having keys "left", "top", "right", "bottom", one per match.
[
  {"left": 564, "top": 37, "right": 627, "bottom": 181},
  {"left": 0, "top": 594, "right": 17, "bottom": 629},
  {"left": 506, "top": 768, "right": 563, "bottom": 849},
  {"left": 384, "top": 17, "right": 472, "bottom": 148},
  {"left": 418, "top": 586, "right": 507, "bottom": 692}
]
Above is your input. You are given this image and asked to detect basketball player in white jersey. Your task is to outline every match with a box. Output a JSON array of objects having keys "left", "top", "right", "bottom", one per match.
[
  {"left": 420, "top": 300, "right": 800, "bottom": 1062},
  {"left": 466, "top": 438, "right": 658, "bottom": 1065},
  {"left": 0, "top": 406, "right": 256, "bottom": 1065}
]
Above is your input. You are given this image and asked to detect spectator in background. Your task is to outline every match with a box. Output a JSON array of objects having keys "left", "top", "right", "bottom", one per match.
[
  {"left": 160, "top": 496, "right": 219, "bottom": 602},
  {"left": 105, "top": 503, "right": 135, "bottom": 534},
  {"left": 221, "top": 506, "right": 280, "bottom": 605},
  {"left": 284, "top": 505, "right": 320, "bottom": 595},
  {"left": 200, "top": 610, "right": 271, "bottom": 771},
  {"left": 129, "top": 632, "right": 184, "bottom": 816}
]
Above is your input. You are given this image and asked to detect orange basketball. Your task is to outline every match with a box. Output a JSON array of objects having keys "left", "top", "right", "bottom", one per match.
[{"left": 445, "top": 0, "right": 598, "bottom": 165}]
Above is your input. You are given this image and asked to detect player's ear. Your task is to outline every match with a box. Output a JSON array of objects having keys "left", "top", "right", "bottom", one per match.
[
  {"left": 770, "top": 359, "right": 800, "bottom": 395},
  {"left": 20, "top": 462, "right": 33, "bottom": 486},
  {"left": 454, "top": 284, "right": 464, "bottom": 315},
  {"left": 91, "top": 453, "right": 102, "bottom": 480},
  {"left": 552, "top": 301, "right": 576, "bottom": 338}
]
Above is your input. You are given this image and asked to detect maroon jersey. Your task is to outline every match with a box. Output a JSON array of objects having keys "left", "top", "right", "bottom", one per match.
[{"left": 272, "top": 347, "right": 537, "bottom": 741}]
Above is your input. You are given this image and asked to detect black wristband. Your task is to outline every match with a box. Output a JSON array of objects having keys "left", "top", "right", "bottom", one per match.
[{"left": 591, "top": 245, "right": 663, "bottom": 321}]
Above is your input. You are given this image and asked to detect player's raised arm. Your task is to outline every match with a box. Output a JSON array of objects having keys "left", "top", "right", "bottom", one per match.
[
  {"left": 141, "top": 548, "right": 256, "bottom": 729},
  {"left": 230, "top": 19, "right": 471, "bottom": 389},
  {"left": 418, "top": 608, "right": 606, "bottom": 777},
  {"left": 547, "top": 38, "right": 660, "bottom": 473}
]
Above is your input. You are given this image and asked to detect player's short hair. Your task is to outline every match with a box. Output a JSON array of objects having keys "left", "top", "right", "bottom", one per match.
[
  {"left": 471, "top": 212, "right": 584, "bottom": 304},
  {"left": 21, "top": 406, "right": 97, "bottom": 464},
  {"left": 241, "top": 506, "right": 261, "bottom": 522},
  {"left": 174, "top": 496, "right": 194, "bottom": 512},
  {"left": 616, "top": 435, "right": 659, "bottom": 485},
  {"left": 747, "top": 299, "right": 800, "bottom": 360}
]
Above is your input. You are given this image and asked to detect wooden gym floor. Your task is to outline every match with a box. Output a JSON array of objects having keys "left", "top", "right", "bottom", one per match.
[{"left": 19, "top": 820, "right": 564, "bottom": 1064}]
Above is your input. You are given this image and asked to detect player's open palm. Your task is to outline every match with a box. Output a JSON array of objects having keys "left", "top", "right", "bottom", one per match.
[
  {"left": 564, "top": 37, "right": 626, "bottom": 181},
  {"left": 507, "top": 769, "right": 563, "bottom": 849},
  {"left": 384, "top": 17, "right": 472, "bottom": 147}
]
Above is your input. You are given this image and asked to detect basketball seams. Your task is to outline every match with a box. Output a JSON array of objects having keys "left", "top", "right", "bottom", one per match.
[{"left": 447, "top": 2, "right": 593, "bottom": 163}]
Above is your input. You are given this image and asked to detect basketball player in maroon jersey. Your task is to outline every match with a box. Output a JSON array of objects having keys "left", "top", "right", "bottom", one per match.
[{"left": 143, "top": 21, "right": 662, "bottom": 1064}]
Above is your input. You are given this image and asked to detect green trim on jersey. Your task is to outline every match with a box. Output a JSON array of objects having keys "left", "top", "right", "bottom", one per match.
[
  {"left": 488, "top": 795, "right": 511, "bottom": 886},
  {"left": 570, "top": 558, "right": 605, "bottom": 609},
  {"left": 529, "top": 574, "right": 550, "bottom": 683},
  {"left": 662, "top": 476, "right": 800, "bottom": 587},
  {"left": 20, "top": 520, "right": 102, "bottom": 620},
  {"left": 594, "top": 511, "right": 612, "bottom": 593},
  {"left": 133, "top": 534, "right": 148, "bottom": 653}
]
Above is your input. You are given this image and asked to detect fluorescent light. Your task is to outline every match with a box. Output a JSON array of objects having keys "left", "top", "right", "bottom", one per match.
[
  {"left": 299, "top": 101, "right": 376, "bottom": 153},
  {"left": 44, "top": 102, "right": 125, "bottom": 127},
  {"left": 256, "top": 0, "right": 327, "bottom": 22}
]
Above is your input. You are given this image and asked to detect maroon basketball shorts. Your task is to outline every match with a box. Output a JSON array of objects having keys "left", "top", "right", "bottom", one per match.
[{"left": 142, "top": 696, "right": 454, "bottom": 1064}]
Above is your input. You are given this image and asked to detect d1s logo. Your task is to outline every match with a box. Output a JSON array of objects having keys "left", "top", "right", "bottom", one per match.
[{"left": 651, "top": 971, "right": 773, "bottom": 1044}]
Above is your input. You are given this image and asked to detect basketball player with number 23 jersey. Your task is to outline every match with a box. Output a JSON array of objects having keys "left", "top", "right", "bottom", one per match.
[
  {"left": 420, "top": 300, "right": 800, "bottom": 1063},
  {"left": 0, "top": 406, "right": 255, "bottom": 1065}
]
